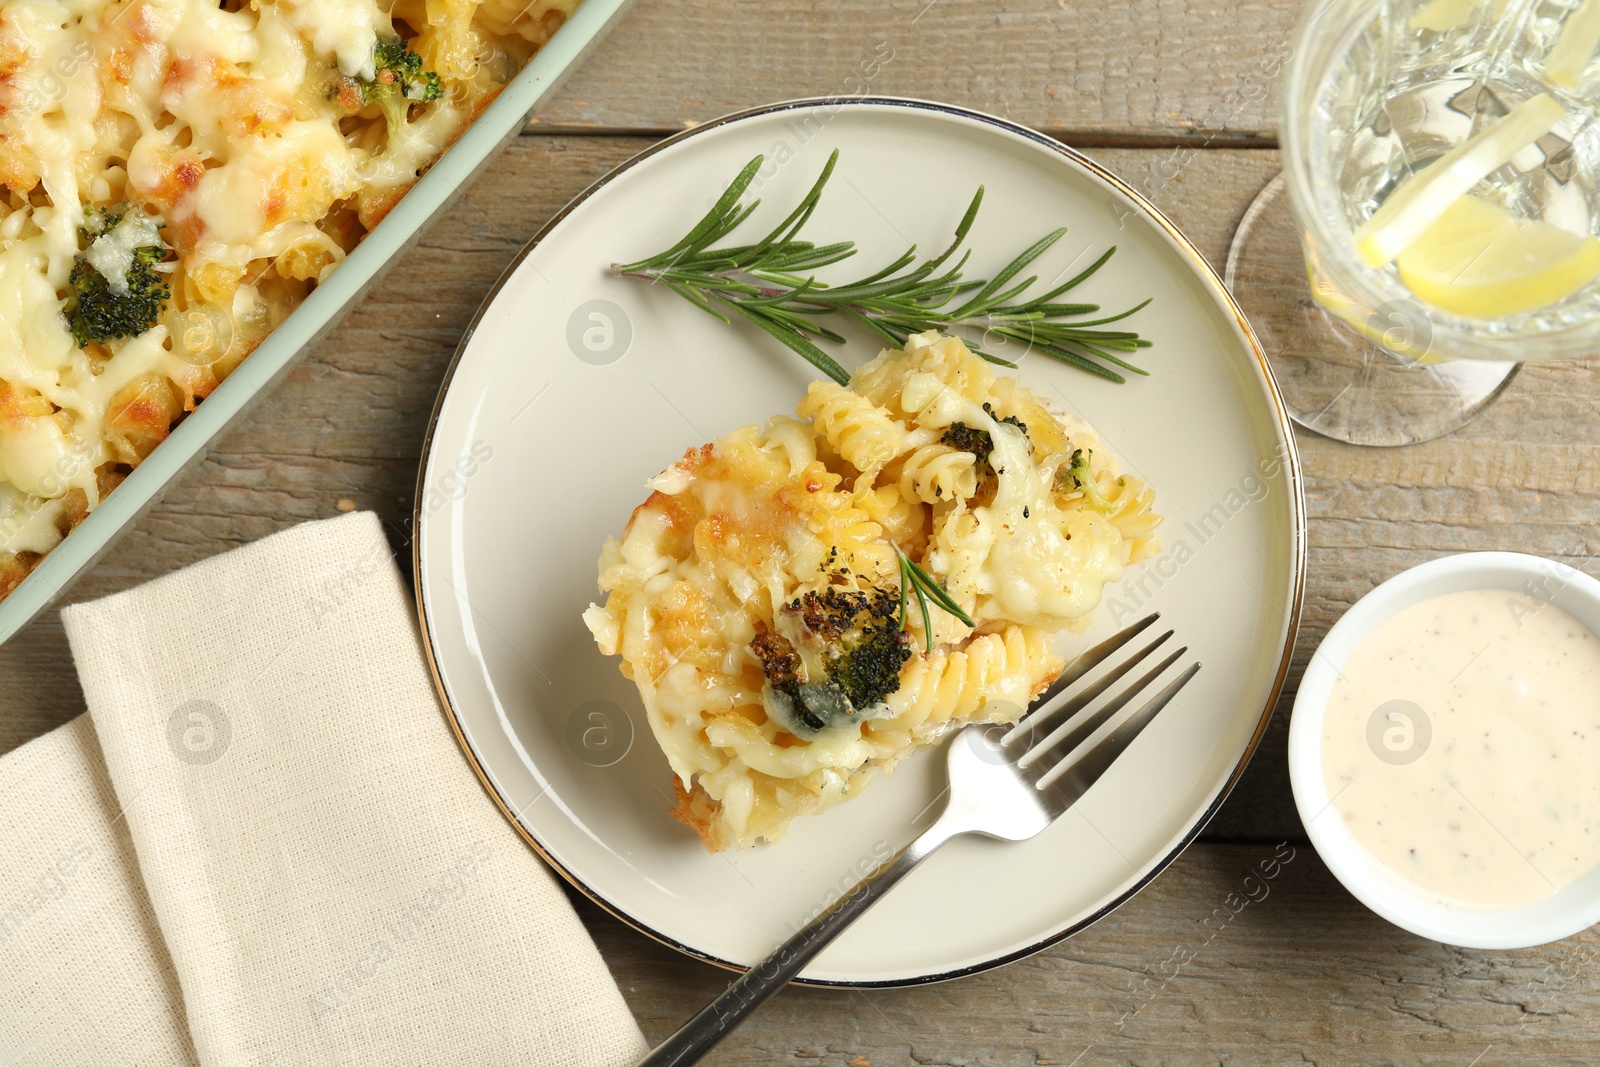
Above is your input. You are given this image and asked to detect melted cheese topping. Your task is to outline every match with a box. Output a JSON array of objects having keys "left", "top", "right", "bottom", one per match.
[
  {"left": 584, "top": 332, "right": 1163, "bottom": 851},
  {"left": 0, "top": 0, "right": 582, "bottom": 584},
  {"left": 274, "top": 0, "right": 388, "bottom": 79},
  {"left": 83, "top": 208, "right": 162, "bottom": 293}
]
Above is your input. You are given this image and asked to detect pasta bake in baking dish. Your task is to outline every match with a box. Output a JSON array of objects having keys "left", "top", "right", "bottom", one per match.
[
  {"left": 0, "top": 0, "right": 581, "bottom": 601},
  {"left": 584, "top": 331, "right": 1162, "bottom": 851}
]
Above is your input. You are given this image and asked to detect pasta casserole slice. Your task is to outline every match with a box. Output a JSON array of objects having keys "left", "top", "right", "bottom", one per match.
[{"left": 583, "top": 331, "right": 1160, "bottom": 851}]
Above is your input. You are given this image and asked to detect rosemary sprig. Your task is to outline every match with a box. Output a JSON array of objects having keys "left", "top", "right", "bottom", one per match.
[
  {"left": 613, "top": 150, "right": 1154, "bottom": 384},
  {"left": 897, "top": 549, "right": 975, "bottom": 653}
]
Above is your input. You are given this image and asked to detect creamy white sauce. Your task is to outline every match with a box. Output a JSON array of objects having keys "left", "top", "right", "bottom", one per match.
[{"left": 1322, "top": 588, "right": 1600, "bottom": 909}]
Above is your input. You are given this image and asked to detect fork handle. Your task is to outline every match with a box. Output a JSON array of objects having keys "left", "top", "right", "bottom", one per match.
[{"left": 635, "top": 822, "right": 956, "bottom": 1067}]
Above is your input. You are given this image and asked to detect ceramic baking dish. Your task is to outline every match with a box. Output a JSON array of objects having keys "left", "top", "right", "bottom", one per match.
[{"left": 0, "top": 0, "right": 634, "bottom": 647}]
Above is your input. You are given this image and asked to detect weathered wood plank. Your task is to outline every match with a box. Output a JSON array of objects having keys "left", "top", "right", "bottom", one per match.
[
  {"left": 535, "top": 0, "right": 1299, "bottom": 142},
  {"left": 592, "top": 842, "right": 1600, "bottom": 1065}
]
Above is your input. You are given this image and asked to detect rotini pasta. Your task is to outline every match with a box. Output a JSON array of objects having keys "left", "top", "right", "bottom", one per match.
[
  {"left": 1099, "top": 468, "right": 1162, "bottom": 565},
  {"left": 883, "top": 624, "right": 1059, "bottom": 739},
  {"left": 796, "top": 380, "right": 903, "bottom": 475},
  {"left": 893, "top": 439, "right": 979, "bottom": 505},
  {"left": 584, "top": 330, "right": 1162, "bottom": 851}
]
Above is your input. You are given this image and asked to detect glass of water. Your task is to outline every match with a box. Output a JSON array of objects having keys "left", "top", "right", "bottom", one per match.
[{"left": 1228, "top": 0, "right": 1600, "bottom": 446}]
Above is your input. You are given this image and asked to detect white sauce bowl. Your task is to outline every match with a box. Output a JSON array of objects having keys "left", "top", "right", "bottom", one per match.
[{"left": 1290, "top": 551, "right": 1600, "bottom": 948}]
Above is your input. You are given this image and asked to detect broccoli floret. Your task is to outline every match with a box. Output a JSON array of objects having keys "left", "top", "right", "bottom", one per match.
[
  {"left": 1055, "top": 447, "right": 1113, "bottom": 512},
  {"left": 986, "top": 403, "right": 1028, "bottom": 438},
  {"left": 815, "top": 587, "right": 911, "bottom": 709},
  {"left": 750, "top": 585, "right": 910, "bottom": 736},
  {"left": 940, "top": 422, "right": 994, "bottom": 464},
  {"left": 940, "top": 405, "right": 1029, "bottom": 467},
  {"left": 360, "top": 37, "right": 443, "bottom": 131},
  {"left": 65, "top": 208, "right": 170, "bottom": 348}
]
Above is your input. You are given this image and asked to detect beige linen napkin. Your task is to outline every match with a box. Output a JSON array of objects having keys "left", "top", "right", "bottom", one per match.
[
  {"left": 1, "top": 512, "right": 645, "bottom": 1066},
  {"left": 0, "top": 716, "right": 199, "bottom": 1065}
]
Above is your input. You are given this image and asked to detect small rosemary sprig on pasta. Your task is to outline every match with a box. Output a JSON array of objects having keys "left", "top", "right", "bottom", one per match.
[
  {"left": 898, "top": 549, "right": 975, "bottom": 653},
  {"left": 612, "top": 150, "right": 1154, "bottom": 384}
]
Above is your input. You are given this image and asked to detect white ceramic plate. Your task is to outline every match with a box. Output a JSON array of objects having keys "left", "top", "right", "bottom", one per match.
[{"left": 414, "top": 98, "right": 1306, "bottom": 986}]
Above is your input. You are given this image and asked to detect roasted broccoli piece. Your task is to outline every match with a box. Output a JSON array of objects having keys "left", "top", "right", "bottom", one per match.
[
  {"left": 1055, "top": 447, "right": 1113, "bottom": 512},
  {"left": 65, "top": 207, "right": 169, "bottom": 348},
  {"left": 986, "top": 403, "right": 1028, "bottom": 438},
  {"left": 813, "top": 587, "right": 912, "bottom": 710},
  {"left": 360, "top": 37, "right": 443, "bottom": 130},
  {"left": 749, "top": 624, "right": 802, "bottom": 690},
  {"left": 939, "top": 404, "right": 1029, "bottom": 467},
  {"left": 750, "top": 585, "right": 910, "bottom": 736},
  {"left": 939, "top": 421, "right": 994, "bottom": 464}
]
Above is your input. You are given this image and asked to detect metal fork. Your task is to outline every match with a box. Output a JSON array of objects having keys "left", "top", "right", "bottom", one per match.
[{"left": 637, "top": 613, "right": 1199, "bottom": 1067}]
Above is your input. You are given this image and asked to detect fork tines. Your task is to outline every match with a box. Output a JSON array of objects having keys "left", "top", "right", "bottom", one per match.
[{"left": 1002, "top": 613, "right": 1200, "bottom": 803}]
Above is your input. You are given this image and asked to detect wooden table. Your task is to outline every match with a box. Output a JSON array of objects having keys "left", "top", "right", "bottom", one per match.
[{"left": 7, "top": 1, "right": 1600, "bottom": 1062}]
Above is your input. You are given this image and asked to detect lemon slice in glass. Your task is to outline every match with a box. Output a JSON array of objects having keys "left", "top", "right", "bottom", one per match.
[
  {"left": 1353, "top": 93, "right": 1566, "bottom": 268},
  {"left": 1547, "top": 0, "right": 1600, "bottom": 89},
  {"left": 1395, "top": 193, "right": 1600, "bottom": 318},
  {"left": 1409, "top": 0, "right": 1510, "bottom": 33}
]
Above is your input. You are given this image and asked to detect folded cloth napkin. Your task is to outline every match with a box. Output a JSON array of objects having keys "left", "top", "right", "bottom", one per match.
[{"left": 0, "top": 512, "right": 646, "bottom": 1066}]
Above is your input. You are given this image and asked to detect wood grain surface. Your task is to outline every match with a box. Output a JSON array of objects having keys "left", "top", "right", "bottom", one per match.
[
  {"left": 537, "top": 0, "right": 1298, "bottom": 143},
  {"left": 6, "top": 1, "right": 1600, "bottom": 1062},
  {"left": 592, "top": 844, "right": 1600, "bottom": 1065}
]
